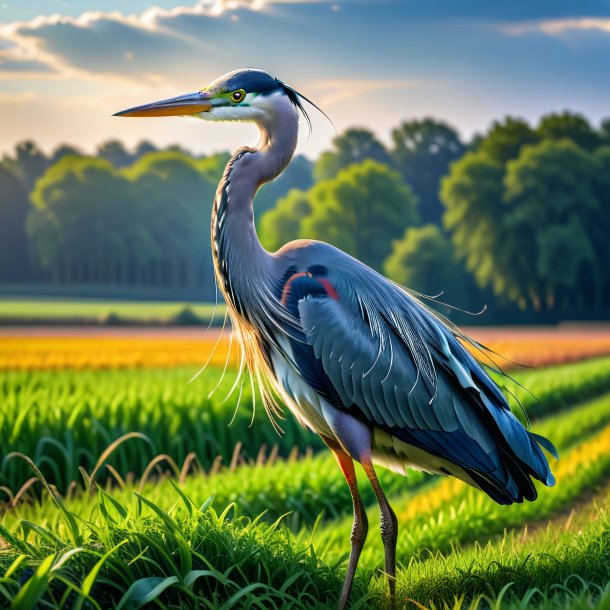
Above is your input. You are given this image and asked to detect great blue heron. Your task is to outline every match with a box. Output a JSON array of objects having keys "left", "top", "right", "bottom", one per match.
[{"left": 115, "top": 69, "right": 557, "bottom": 609}]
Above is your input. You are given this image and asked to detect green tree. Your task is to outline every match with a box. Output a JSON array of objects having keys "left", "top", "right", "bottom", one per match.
[
  {"left": 259, "top": 188, "right": 312, "bottom": 252},
  {"left": 477, "top": 117, "right": 538, "bottom": 164},
  {"left": 0, "top": 163, "right": 31, "bottom": 281},
  {"left": 582, "top": 146, "right": 610, "bottom": 310},
  {"left": 27, "top": 156, "right": 142, "bottom": 282},
  {"left": 134, "top": 140, "right": 158, "bottom": 160},
  {"left": 441, "top": 150, "right": 506, "bottom": 298},
  {"left": 196, "top": 152, "right": 231, "bottom": 186},
  {"left": 6, "top": 140, "right": 50, "bottom": 191},
  {"left": 313, "top": 128, "right": 391, "bottom": 182},
  {"left": 537, "top": 112, "right": 600, "bottom": 151},
  {"left": 391, "top": 118, "right": 465, "bottom": 224},
  {"left": 97, "top": 140, "right": 133, "bottom": 168},
  {"left": 126, "top": 150, "right": 215, "bottom": 260},
  {"left": 503, "top": 139, "right": 598, "bottom": 309},
  {"left": 383, "top": 224, "right": 468, "bottom": 305},
  {"left": 126, "top": 150, "right": 217, "bottom": 293},
  {"left": 51, "top": 145, "right": 82, "bottom": 165},
  {"left": 303, "top": 160, "right": 418, "bottom": 270},
  {"left": 599, "top": 118, "right": 610, "bottom": 147}
]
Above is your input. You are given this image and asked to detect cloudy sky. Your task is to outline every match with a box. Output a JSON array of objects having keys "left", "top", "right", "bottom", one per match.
[{"left": 1, "top": 0, "right": 610, "bottom": 158}]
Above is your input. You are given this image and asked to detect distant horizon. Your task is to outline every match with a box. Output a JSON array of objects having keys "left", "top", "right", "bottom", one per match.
[{"left": 4, "top": 106, "right": 610, "bottom": 162}]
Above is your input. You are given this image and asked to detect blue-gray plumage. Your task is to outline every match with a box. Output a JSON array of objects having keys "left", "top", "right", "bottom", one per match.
[{"left": 115, "top": 68, "right": 557, "bottom": 610}]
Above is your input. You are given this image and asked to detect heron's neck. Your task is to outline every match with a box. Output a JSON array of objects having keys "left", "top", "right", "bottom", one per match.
[{"left": 211, "top": 99, "right": 299, "bottom": 314}]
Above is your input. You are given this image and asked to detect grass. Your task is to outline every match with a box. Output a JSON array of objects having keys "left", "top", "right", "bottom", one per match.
[
  {"left": 2, "top": 333, "right": 610, "bottom": 608},
  {"left": 390, "top": 494, "right": 610, "bottom": 610},
  {"left": 0, "top": 366, "right": 324, "bottom": 494},
  {"left": 1, "top": 454, "right": 609, "bottom": 609},
  {"left": 8, "top": 391, "right": 610, "bottom": 537},
  {"left": 4, "top": 356, "right": 610, "bottom": 495},
  {"left": 0, "top": 485, "right": 358, "bottom": 609},
  {"left": 0, "top": 297, "right": 224, "bottom": 323}
]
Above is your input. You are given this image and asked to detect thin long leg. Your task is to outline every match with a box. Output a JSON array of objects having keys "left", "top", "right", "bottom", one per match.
[
  {"left": 362, "top": 459, "right": 398, "bottom": 605},
  {"left": 323, "top": 436, "right": 369, "bottom": 610}
]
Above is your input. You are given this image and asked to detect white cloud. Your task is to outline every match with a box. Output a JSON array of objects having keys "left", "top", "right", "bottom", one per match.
[
  {"left": 0, "top": 0, "right": 334, "bottom": 81},
  {"left": 502, "top": 17, "right": 610, "bottom": 37}
]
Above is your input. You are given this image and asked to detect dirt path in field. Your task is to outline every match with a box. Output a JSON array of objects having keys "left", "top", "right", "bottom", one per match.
[
  {"left": 2, "top": 323, "right": 610, "bottom": 340},
  {"left": 0, "top": 326, "right": 225, "bottom": 339}
]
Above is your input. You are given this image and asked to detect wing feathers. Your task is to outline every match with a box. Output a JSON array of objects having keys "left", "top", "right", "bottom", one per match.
[{"left": 282, "top": 262, "right": 555, "bottom": 505}]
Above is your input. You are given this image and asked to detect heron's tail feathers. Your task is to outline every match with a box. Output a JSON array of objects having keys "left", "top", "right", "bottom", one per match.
[{"left": 471, "top": 399, "right": 557, "bottom": 505}]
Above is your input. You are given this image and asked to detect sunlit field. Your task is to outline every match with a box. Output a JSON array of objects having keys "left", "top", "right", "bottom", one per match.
[
  {"left": 0, "top": 298, "right": 224, "bottom": 324},
  {"left": 2, "top": 327, "right": 610, "bottom": 608}
]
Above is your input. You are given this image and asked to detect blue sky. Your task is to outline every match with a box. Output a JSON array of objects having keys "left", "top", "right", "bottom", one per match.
[{"left": 1, "top": 0, "right": 610, "bottom": 158}]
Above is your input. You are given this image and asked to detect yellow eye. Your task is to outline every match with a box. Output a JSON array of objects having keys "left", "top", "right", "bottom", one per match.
[{"left": 231, "top": 89, "right": 246, "bottom": 103}]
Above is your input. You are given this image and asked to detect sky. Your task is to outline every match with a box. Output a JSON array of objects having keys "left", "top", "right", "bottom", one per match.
[{"left": 1, "top": 0, "right": 610, "bottom": 158}]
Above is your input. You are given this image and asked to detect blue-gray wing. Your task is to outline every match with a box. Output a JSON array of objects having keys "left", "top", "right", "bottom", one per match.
[{"left": 283, "top": 260, "right": 556, "bottom": 505}]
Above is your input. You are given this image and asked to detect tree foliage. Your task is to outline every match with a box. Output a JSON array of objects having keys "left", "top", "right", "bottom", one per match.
[
  {"left": 443, "top": 135, "right": 605, "bottom": 311},
  {"left": 259, "top": 188, "right": 312, "bottom": 252},
  {"left": 391, "top": 118, "right": 465, "bottom": 224},
  {"left": 383, "top": 224, "right": 468, "bottom": 305},
  {"left": 313, "top": 128, "right": 392, "bottom": 182},
  {"left": 261, "top": 160, "right": 418, "bottom": 270},
  {"left": 476, "top": 117, "right": 538, "bottom": 164},
  {"left": 0, "top": 164, "right": 30, "bottom": 281},
  {"left": 536, "top": 112, "right": 600, "bottom": 151}
]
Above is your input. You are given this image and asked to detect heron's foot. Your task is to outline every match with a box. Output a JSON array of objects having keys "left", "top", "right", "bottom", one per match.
[
  {"left": 380, "top": 503, "right": 398, "bottom": 606},
  {"left": 337, "top": 508, "right": 369, "bottom": 610}
]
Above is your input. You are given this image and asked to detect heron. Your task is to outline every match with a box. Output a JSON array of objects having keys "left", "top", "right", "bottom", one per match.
[{"left": 115, "top": 68, "right": 557, "bottom": 609}]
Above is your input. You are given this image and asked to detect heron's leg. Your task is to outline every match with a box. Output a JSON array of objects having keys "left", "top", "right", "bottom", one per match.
[
  {"left": 362, "top": 459, "right": 398, "bottom": 604},
  {"left": 323, "top": 436, "right": 368, "bottom": 610}
]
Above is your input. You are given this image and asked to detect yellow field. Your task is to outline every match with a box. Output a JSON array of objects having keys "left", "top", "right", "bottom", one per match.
[
  {"left": 3, "top": 326, "right": 610, "bottom": 370},
  {"left": 2, "top": 332, "right": 237, "bottom": 370}
]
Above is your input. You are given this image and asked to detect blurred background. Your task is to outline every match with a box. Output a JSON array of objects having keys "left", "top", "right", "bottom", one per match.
[{"left": 1, "top": 0, "right": 609, "bottom": 325}]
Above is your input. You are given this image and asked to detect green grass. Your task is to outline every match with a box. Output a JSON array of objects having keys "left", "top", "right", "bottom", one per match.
[
  {"left": 0, "top": 297, "right": 224, "bottom": 323},
  {"left": 9, "top": 391, "right": 610, "bottom": 538},
  {"left": 4, "top": 356, "right": 610, "bottom": 496},
  {"left": 0, "top": 366, "right": 325, "bottom": 494},
  {"left": 0, "top": 485, "right": 359, "bottom": 609},
  {"left": 1, "top": 468, "right": 609, "bottom": 609},
  {"left": 3, "top": 352, "right": 610, "bottom": 607},
  {"left": 389, "top": 497, "right": 610, "bottom": 610},
  {"left": 495, "top": 355, "right": 610, "bottom": 419}
]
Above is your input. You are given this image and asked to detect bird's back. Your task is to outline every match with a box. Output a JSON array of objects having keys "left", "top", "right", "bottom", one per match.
[{"left": 263, "top": 240, "right": 557, "bottom": 505}]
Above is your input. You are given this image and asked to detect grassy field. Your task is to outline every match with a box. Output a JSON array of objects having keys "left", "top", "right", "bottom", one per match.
[
  {"left": 1, "top": 328, "right": 610, "bottom": 608},
  {"left": 0, "top": 298, "right": 224, "bottom": 324}
]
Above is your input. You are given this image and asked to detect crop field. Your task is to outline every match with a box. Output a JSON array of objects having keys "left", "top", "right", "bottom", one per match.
[
  {"left": 0, "top": 298, "right": 224, "bottom": 322},
  {"left": 1, "top": 327, "right": 610, "bottom": 609}
]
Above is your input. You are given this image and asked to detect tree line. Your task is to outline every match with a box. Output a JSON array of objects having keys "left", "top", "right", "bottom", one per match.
[
  {"left": 0, "top": 140, "right": 311, "bottom": 300},
  {"left": 1, "top": 112, "right": 609, "bottom": 320}
]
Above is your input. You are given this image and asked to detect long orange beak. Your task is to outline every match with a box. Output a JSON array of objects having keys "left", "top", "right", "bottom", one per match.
[{"left": 113, "top": 91, "right": 213, "bottom": 117}]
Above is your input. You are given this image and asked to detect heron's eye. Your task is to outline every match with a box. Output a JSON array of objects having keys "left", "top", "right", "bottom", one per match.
[{"left": 231, "top": 89, "right": 245, "bottom": 103}]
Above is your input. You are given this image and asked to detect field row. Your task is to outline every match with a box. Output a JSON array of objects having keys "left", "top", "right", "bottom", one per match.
[
  {"left": 0, "top": 333, "right": 236, "bottom": 370},
  {"left": 0, "top": 299, "right": 224, "bottom": 324},
  {"left": 8, "top": 390, "right": 610, "bottom": 536},
  {"left": 4, "top": 326, "right": 610, "bottom": 371},
  {"left": 3, "top": 358, "right": 610, "bottom": 607},
  {"left": 4, "top": 356, "right": 610, "bottom": 494},
  {"left": 316, "top": 413, "right": 610, "bottom": 567}
]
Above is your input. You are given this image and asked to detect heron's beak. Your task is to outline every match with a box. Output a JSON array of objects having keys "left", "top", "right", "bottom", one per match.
[{"left": 113, "top": 91, "right": 213, "bottom": 117}]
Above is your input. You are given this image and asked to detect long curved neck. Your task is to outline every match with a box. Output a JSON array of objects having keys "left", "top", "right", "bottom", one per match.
[{"left": 211, "top": 95, "right": 299, "bottom": 316}]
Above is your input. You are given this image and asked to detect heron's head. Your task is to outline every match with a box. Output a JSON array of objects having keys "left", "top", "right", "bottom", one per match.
[{"left": 114, "top": 68, "right": 318, "bottom": 127}]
